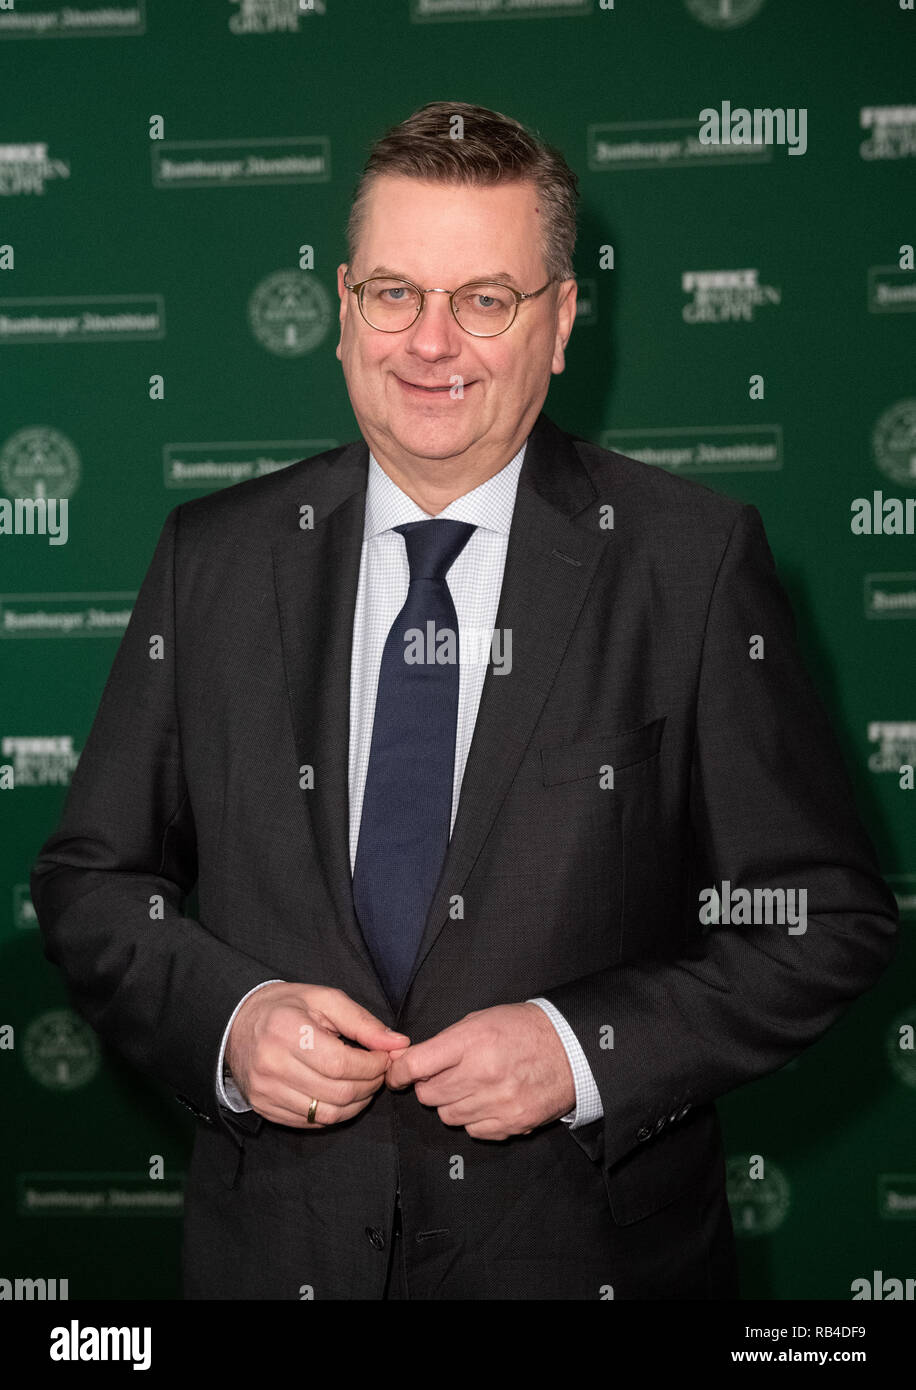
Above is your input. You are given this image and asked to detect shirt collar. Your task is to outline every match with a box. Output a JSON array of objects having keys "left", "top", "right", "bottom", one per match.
[{"left": 363, "top": 439, "right": 527, "bottom": 541}]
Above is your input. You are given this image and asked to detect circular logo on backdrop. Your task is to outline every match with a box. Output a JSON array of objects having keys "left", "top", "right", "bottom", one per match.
[
  {"left": 885, "top": 1005, "right": 916, "bottom": 1089},
  {"left": 872, "top": 401, "right": 916, "bottom": 487},
  {"left": 0, "top": 426, "right": 81, "bottom": 500},
  {"left": 23, "top": 1009, "right": 100, "bottom": 1091},
  {"left": 725, "top": 1156, "right": 791, "bottom": 1235},
  {"left": 248, "top": 271, "right": 332, "bottom": 356},
  {"left": 685, "top": 0, "right": 765, "bottom": 28}
]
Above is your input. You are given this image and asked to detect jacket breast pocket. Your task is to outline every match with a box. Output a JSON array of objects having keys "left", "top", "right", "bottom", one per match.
[{"left": 540, "top": 715, "right": 666, "bottom": 788}]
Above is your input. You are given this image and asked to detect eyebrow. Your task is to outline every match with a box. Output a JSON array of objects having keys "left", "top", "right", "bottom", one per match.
[{"left": 365, "top": 265, "right": 523, "bottom": 287}]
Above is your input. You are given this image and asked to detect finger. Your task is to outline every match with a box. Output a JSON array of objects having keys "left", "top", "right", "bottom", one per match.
[
  {"left": 387, "top": 1031, "right": 464, "bottom": 1089},
  {"left": 247, "top": 1075, "right": 377, "bottom": 1127},
  {"left": 296, "top": 1023, "right": 393, "bottom": 1081},
  {"left": 250, "top": 1098, "right": 328, "bottom": 1129},
  {"left": 263, "top": 1004, "right": 392, "bottom": 1080},
  {"left": 435, "top": 1097, "right": 491, "bottom": 1127},
  {"left": 309, "top": 987, "right": 410, "bottom": 1053},
  {"left": 464, "top": 1120, "right": 510, "bottom": 1141},
  {"left": 414, "top": 1070, "right": 474, "bottom": 1108},
  {"left": 252, "top": 1096, "right": 370, "bottom": 1129},
  {"left": 276, "top": 1054, "right": 387, "bottom": 1108}
]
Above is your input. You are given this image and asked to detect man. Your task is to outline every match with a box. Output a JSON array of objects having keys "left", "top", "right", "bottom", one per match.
[{"left": 31, "top": 101, "right": 899, "bottom": 1300}]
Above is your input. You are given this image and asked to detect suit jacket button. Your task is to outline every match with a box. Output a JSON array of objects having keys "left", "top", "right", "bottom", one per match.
[
  {"left": 654, "top": 1116, "right": 667, "bottom": 1132},
  {"left": 636, "top": 1125, "right": 653, "bottom": 1141},
  {"left": 676, "top": 1104, "right": 691, "bottom": 1119},
  {"left": 365, "top": 1227, "right": 386, "bottom": 1251}
]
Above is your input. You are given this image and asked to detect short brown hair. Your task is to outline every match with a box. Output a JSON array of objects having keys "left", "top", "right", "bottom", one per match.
[{"left": 346, "top": 100, "right": 579, "bottom": 285}]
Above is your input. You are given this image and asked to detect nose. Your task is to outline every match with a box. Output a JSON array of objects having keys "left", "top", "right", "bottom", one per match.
[{"left": 405, "top": 290, "right": 462, "bottom": 352}]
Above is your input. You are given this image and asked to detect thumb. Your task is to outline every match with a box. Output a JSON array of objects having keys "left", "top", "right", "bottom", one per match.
[{"left": 316, "top": 989, "right": 409, "bottom": 1052}]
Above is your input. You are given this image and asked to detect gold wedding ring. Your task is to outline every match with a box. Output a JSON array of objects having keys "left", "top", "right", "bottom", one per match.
[{"left": 307, "top": 1096, "right": 319, "bottom": 1125}]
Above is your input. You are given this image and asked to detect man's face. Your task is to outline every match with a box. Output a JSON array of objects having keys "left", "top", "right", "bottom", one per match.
[{"left": 336, "top": 175, "right": 576, "bottom": 471}]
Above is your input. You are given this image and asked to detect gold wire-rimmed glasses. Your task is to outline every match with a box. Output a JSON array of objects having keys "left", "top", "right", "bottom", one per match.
[{"left": 343, "top": 268, "right": 556, "bottom": 338}]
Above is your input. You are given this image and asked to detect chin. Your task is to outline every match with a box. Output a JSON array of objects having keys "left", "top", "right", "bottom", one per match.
[{"left": 391, "top": 419, "right": 474, "bottom": 458}]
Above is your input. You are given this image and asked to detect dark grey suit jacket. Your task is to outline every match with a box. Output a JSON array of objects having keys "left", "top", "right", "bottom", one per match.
[{"left": 30, "top": 411, "right": 899, "bottom": 1299}]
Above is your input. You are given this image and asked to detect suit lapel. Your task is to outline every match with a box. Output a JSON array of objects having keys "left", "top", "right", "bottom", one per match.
[
  {"left": 271, "top": 440, "right": 378, "bottom": 985},
  {"left": 400, "top": 413, "right": 606, "bottom": 1010}
]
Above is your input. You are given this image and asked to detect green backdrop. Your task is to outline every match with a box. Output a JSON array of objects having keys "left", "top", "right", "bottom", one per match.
[{"left": 1, "top": 0, "right": 914, "bottom": 1300}]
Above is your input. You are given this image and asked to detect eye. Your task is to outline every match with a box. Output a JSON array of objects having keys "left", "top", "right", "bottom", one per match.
[{"left": 456, "top": 284, "right": 514, "bottom": 313}]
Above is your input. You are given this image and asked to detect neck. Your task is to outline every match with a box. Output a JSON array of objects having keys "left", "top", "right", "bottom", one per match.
[{"left": 367, "top": 430, "right": 528, "bottom": 515}]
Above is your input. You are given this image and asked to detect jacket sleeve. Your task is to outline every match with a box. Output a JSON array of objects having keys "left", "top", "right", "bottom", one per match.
[
  {"left": 542, "top": 503, "right": 900, "bottom": 1173},
  {"left": 30, "top": 505, "right": 275, "bottom": 1136}
]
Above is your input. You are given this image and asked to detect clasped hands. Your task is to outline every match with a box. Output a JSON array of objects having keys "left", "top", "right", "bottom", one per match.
[{"left": 226, "top": 983, "right": 576, "bottom": 1140}]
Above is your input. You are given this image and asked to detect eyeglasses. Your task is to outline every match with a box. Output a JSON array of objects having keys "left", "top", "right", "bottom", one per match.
[{"left": 343, "top": 269, "right": 555, "bottom": 338}]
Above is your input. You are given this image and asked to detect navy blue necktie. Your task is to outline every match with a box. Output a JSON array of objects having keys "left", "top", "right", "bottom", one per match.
[{"left": 353, "top": 518, "right": 476, "bottom": 1006}]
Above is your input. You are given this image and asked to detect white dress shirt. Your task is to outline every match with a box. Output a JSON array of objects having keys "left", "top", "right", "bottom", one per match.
[{"left": 216, "top": 439, "right": 603, "bottom": 1128}]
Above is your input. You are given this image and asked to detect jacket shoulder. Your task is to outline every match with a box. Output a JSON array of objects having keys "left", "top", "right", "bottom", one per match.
[
  {"left": 568, "top": 431, "right": 749, "bottom": 528},
  {"left": 168, "top": 441, "right": 364, "bottom": 540}
]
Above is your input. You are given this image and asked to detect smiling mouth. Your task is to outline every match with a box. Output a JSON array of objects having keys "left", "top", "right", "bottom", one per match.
[{"left": 396, "top": 375, "right": 474, "bottom": 394}]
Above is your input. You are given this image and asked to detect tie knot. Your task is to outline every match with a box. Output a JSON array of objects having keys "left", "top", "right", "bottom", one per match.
[{"left": 394, "top": 519, "right": 476, "bottom": 582}]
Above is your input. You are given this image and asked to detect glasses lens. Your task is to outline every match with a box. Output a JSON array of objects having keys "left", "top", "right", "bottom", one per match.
[
  {"left": 360, "top": 278, "right": 422, "bottom": 330},
  {"left": 453, "top": 283, "right": 516, "bottom": 336}
]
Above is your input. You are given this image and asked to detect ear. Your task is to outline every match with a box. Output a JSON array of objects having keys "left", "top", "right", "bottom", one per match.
[
  {"left": 551, "top": 279, "right": 577, "bottom": 375},
  {"left": 337, "top": 262, "right": 349, "bottom": 303},
  {"left": 336, "top": 263, "right": 350, "bottom": 361}
]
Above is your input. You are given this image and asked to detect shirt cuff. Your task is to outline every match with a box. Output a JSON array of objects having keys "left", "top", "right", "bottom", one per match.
[
  {"left": 526, "top": 996, "right": 604, "bottom": 1129},
  {"left": 216, "top": 979, "right": 285, "bottom": 1112}
]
